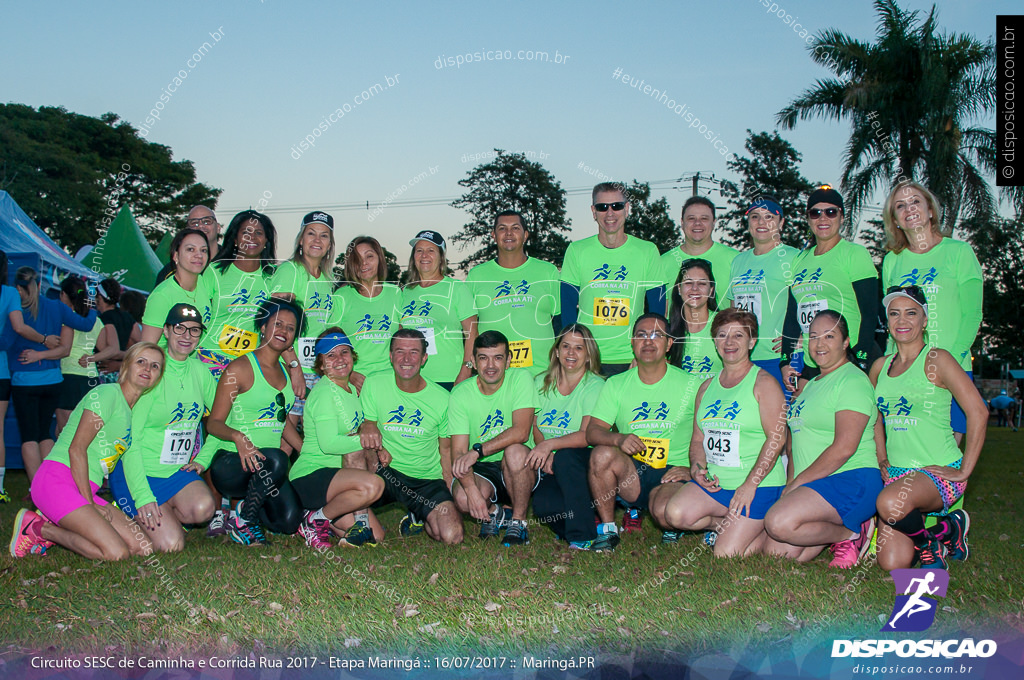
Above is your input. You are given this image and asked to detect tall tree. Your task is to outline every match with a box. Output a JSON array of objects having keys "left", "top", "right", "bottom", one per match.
[
  {"left": 0, "top": 104, "right": 221, "bottom": 251},
  {"left": 718, "top": 130, "right": 815, "bottom": 249},
  {"left": 450, "top": 149, "right": 571, "bottom": 270},
  {"left": 621, "top": 181, "right": 679, "bottom": 255},
  {"left": 776, "top": 0, "right": 1004, "bottom": 231}
]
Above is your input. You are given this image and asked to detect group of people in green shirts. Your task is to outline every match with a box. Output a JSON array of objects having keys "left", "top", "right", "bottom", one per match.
[{"left": 10, "top": 178, "right": 986, "bottom": 574}]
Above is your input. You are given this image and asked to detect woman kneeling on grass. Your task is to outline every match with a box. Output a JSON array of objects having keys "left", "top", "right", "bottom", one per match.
[
  {"left": 203, "top": 298, "right": 305, "bottom": 546},
  {"left": 290, "top": 328, "right": 385, "bottom": 549},
  {"left": 871, "top": 286, "right": 987, "bottom": 570},
  {"left": 11, "top": 343, "right": 164, "bottom": 560},
  {"left": 762, "top": 310, "right": 882, "bottom": 568}
]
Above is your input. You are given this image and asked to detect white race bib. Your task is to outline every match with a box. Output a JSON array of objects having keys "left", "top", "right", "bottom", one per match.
[
  {"left": 297, "top": 337, "right": 317, "bottom": 369},
  {"left": 161, "top": 427, "right": 199, "bottom": 466},
  {"left": 703, "top": 428, "right": 740, "bottom": 468},
  {"left": 420, "top": 327, "right": 438, "bottom": 356},
  {"left": 797, "top": 299, "right": 828, "bottom": 333},
  {"left": 734, "top": 293, "right": 762, "bottom": 326}
]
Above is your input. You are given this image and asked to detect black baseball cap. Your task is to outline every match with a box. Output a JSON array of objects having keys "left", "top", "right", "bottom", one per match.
[
  {"left": 807, "top": 185, "right": 844, "bottom": 212},
  {"left": 302, "top": 211, "right": 335, "bottom": 230},
  {"left": 409, "top": 230, "right": 446, "bottom": 253},
  {"left": 165, "top": 303, "right": 206, "bottom": 329}
]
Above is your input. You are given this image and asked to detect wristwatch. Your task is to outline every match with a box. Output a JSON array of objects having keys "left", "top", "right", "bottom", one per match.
[
  {"left": 463, "top": 361, "right": 474, "bottom": 370},
  {"left": 288, "top": 360, "right": 300, "bottom": 368},
  {"left": 471, "top": 443, "right": 484, "bottom": 458}
]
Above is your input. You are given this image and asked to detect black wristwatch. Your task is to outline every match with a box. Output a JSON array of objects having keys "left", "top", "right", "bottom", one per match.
[{"left": 471, "top": 443, "right": 484, "bottom": 459}]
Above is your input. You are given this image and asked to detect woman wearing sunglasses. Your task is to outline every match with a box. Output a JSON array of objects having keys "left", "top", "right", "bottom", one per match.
[
  {"left": 880, "top": 182, "right": 982, "bottom": 440},
  {"left": 870, "top": 287, "right": 987, "bottom": 570},
  {"left": 780, "top": 186, "right": 880, "bottom": 391},
  {"left": 203, "top": 298, "right": 305, "bottom": 545}
]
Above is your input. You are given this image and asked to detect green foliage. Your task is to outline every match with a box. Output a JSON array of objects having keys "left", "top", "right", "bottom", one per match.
[
  {"left": 0, "top": 104, "right": 221, "bottom": 251},
  {"left": 621, "top": 181, "right": 679, "bottom": 255},
  {"left": 718, "top": 130, "right": 815, "bottom": 249},
  {"left": 450, "top": 149, "right": 571, "bottom": 270},
  {"left": 966, "top": 214, "right": 1024, "bottom": 363}
]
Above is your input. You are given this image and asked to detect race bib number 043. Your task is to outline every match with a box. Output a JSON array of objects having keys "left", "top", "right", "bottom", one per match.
[
  {"left": 593, "top": 297, "right": 630, "bottom": 326},
  {"left": 703, "top": 428, "right": 740, "bottom": 468},
  {"left": 634, "top": 436, "right": 669, "bottom": 469}
]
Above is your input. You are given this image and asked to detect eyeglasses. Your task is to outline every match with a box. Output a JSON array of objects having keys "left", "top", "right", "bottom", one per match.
[
  {"left": 187, "top": 217, "right": 216, "bottom": 227},
  {"left": 633, "top": 331, "right": 668, "bottom": 340},
  {"left": 171, "top": 324, "right": 202, "bottom": 338},
  {"left": 594, "top": 202, "right": 627, "bottom": 212},
  {"left": 808, "top": 208, "right": 840, "bottom": 218},
  {"left": 275, "top": 392, "right": 287, "bottom": 422}
]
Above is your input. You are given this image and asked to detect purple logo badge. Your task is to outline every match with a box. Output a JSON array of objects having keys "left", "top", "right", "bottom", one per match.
[{"left": 881, "top": 569, "right": 949, "bottom": 632}]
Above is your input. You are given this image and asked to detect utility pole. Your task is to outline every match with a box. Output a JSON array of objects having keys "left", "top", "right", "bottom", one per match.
[{"left": 692, "top": 172, "right": 699, "bottom": 196}]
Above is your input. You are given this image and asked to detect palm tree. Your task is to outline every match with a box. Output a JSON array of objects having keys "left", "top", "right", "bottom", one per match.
[{"left": 776, "top": 0, "right": 1004, "bottom": 233}]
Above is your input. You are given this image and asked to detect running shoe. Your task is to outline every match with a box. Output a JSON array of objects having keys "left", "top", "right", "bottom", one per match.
[
  {"left": 939, "top": 510, "right": 970, "bottom": 561},
  {"left": 479, "top": 506, "right": 510, "bottom": 539},
  {"left": 227, "top": 516, "right": 269, "bottom": 546},
  {"left": 340, "top": 521, "right": 377, "bottom": 547},
  {"left": 297, "top": 511, "right": 333, "bottom": 549},
  {"left": 703, "top": 530, "right": 717, "bottom": 547},
  {"left": 10, "top": 508, "right": 54, "bottom": 557},
  {"left": 589, "top": 529, "right": 620, "bottom": 552},
  {"left": 0, "top": 488, "right": 10, "bottom": 503},
  {"left": 502, "top": 519, "right": 530, "bottom": 547},
  {"left": 916, "top": 535, "right": 948, "bottom": 569},
  {"left": 568, "top": 540, "right": 594, "bottom": 550},
  {"left": 828, "top": 540, "right": 858, "bottom": 568},
  {"left": 854, "top": 517, "right": 875, "bottom": 562},
  {"left": 206, "top": 508, "right": 228, "bottom": 538},
  {"left": 661, "top": 530, "right": 681, "bottom": 544},
  {"left": 623, "top": 508, "right": 643, "bottom": 533},
  {"left": 400, "top": 513, "right": 424, "bottom": 537}
]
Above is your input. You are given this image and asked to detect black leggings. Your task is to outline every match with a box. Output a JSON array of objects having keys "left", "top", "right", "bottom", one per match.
[
  {"left": 209, "top": 447, "right": 302, "bottom": 534},
  {"left": 531, "top": 447, "right": 597, "bottom": 542},
  {"left": 11, "top": 382, "right": 61, "bottom": 443}
]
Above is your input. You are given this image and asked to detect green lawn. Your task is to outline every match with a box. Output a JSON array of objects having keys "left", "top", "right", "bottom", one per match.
[{"left": 1, "top": 427, "right": 1021, "bottom": 659}]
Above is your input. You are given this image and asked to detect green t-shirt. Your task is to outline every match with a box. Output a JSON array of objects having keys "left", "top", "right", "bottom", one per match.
[
  {"left": 329, "top": 283, "right": 403, "bottom": 377},
  {"left": 678, "top": 310, "right": 722, "bottom": 382},
  {"left": 268, "top": 260, "right": 335, "bottom": 373},
  {"left": 561, "top": 235, "right": 662, "bottom": 364},
  {"left": 361, "top": 371, "right": 450, "bottom": 479},
  {"left": 874, "top": 347, "right": 960, "bottom": 469},
  {"left": 466, "top": 258, "right": 560, "bottom": 376},
  {"left": 881, "top": 239, "right": 982, "bottom": 371},
  {"left": 142, "top": 275, "right": 213, "bottom": 347},
  {"left": 119, "top": 355, "right": 216, "bottom": 508},
  {"left": 47, "top": 383, "right": 133, "bottom": 486},
  {"left": 290, "top": 377, "right": 363, "bottom": 481},
  {"left": 790, "top": 240, "right": 878, "bottom": 368},
  {"left": 448, "top": 368, "right": 537, "bottom": 460},
  {"left": 661, "top": 242, "right": 739, "bottom": 308},
  {"left": 787, "top": 361, "right": 879, "bottom": 477},
  {"left": 590, "top": 365, "right": 702, "bottom": 469},
  {"left": 61, "top": 316, "right": 101, "bottom": 378},
  {"left": 697, "top": 366, "right": 785, "bottom": 490},
  {"left": 201, "top": 262, "right": 272, "bottom": 357},
  {"left": 200, "top": 353, "right": 296, "bottom": 466},
  {"left": 726, "top": 245, "right": 800, "bottom": 362},
  {"left": 400, "top": 278, "right": 475, "bottom": 383},
  {"left": 534, "top": 372, "right": 605, "bottom": 443}
]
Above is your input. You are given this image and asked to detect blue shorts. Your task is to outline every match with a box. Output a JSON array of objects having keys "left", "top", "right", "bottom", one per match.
[
  {"left": 802, "top": 466, "right": 883, "bottom": 531},
  {"left": 949, "top": 371, "right": 972, "bottom": 434},
  {"left": 109, "top": 464, "right": 203, "bottom": 517},
  {"left": 693, "top": 481, "right": 783, "bottom": 520}
]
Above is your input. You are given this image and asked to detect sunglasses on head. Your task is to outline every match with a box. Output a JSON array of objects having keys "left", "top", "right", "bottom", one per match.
[
  {"left": 808, "top": 207, "right": 840, "bottom": 218},
  {"left": 594, "top": 202, "right": 626, "bottom": 212}
]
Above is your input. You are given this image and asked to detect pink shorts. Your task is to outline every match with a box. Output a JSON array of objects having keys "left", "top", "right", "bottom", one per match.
[{"left": 31, "top": 459, "right": 109, "bottom": 525}]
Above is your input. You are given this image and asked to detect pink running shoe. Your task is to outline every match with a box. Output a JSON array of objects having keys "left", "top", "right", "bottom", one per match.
[
  {"left": 297, "top": 510, "right": 333, "bottom": 549},
  {"left": 9, "top": 509, "right": 54, "bottom": 557},
  {"left": 828, "top": 539, "right": 858, "bottom": 568},
  {"left": 853, "top": 517, "right": 875, "bottom": 562}
]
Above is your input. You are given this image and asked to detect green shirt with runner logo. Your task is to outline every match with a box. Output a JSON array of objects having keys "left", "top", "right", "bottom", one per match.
[
  {"left": 590, "top": 365, "right": 702, "bottom": 469},
  {"left": 400, "top": 278, "right": 475, "bottom": 384},
  {"left": 790, "top": 240, "right": 878, "bottom": 368},
  {"left": 201, "top": 262, "right": 273, "bottom": 358},
  {"left": 290, "top": 377, "right": 363, "bottom": 481},
  {"left": 61, "top": 316, "right": 102, "bottom": 378},
  {"left": 661, "top": 242, "right": 739, "bottom": 309},
  {"left": 46, "top": 383, "right": 133, "bottom": 487},
  {"left": 329, "top": 283, "right": 403, "bottom": 378},
  {"left": 361, "top": 371, "right": 451, "bottom": 480},
  {"left": 466, "top": 258, "right": 561, "bottom": 376},
  {"left": 142, "top": 275, "right": 213, "bottom": 347},
  {"left": 199, "top": 352, "right": 296, "bottom": 466},
  {"left": 534, "top": 372, "right": 605, "bottom": 443},
  {"left": 881, "top": 238, "right": 982, "bottom": 371},
  {"left": 697, "top": 366, "right": 785, "bottom": 490},
  {"left": 561, "top": 235, "right": 662, "bottom": 364},
  {"left": 269, "top": 260, "right": 335, "bottom": 374},
  {"left": 787, "top": 361, "right": 879, "bottom": 477},
  {"left": 448, "top": 367, "right": 537, "bottom": 460},
  {"left": 874, "top": 346, "right": 960, "bottom": 469},
  {"left": 118, "top": 355, "right": 216, "bottom": 509},
  {"left": 678, "top": 310, "right": 722, "bottom": 382},
  {"left": 726, "top": 245, "right": 800, "bottom": 362}
]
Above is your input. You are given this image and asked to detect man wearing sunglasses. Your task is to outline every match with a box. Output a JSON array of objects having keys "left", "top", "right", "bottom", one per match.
[
  {"left": 561, "top": 183, "right": 664, "bottom": 377},
  {"left": 154, "top": 206, "right": 222, "bottom": 286},
  {"left": 661, "top": 196, "right": 738, "bottom": 309}
]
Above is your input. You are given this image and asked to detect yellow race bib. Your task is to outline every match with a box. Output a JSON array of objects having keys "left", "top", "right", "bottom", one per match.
[
  {"left": 593, "top": 297, "right": 630, "bottom": 326},
  {"left": 218, "top": 324, "right": 258, "bottom": 357},
  {"left": 100, "top": 438, "right": 130, "bottom": 475},
  {"left": 633, "top": 436, "right": 670, "bottom": 469},
  {"left": 508, "top": 339, "right": 533, "bottom": 368}
]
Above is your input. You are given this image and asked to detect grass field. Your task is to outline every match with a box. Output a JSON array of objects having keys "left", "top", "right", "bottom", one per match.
[{"left": 1, "top": 427, "right": 1021, "bottom": 661}]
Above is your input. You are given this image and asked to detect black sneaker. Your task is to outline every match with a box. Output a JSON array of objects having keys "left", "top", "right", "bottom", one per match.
[
  {"left": 227, "top": 516, "right": 269, "bottom": 546},
  {"left": 479, "top": 506, "right": 501, "bottom": 539},
  {"left": 941, "top": 510, "right": 970, "bottom": 561},
  {"left": 400, "top": 514, "right": 424, "bottom": 537},
  {"left": 502, "top": 519, "right": 530, "bottom": 546},
  {"left": 917, "top": 535, "right": 948, "bottom": 569}
]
